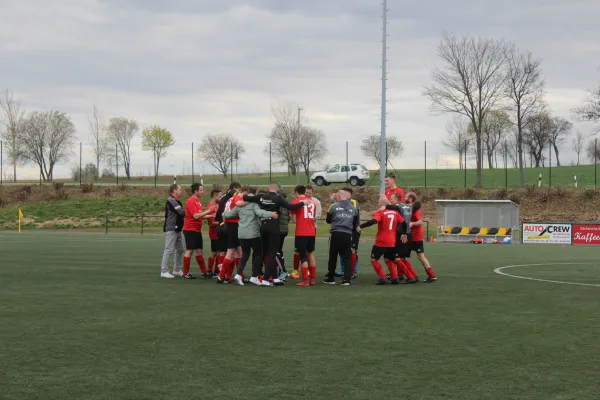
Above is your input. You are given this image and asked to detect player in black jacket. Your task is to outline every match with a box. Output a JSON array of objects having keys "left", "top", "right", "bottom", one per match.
[{"left": 242, "top": 182, "right": 304, "bottom": 285}]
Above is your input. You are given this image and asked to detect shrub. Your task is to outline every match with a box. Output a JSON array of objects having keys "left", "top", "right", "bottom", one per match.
[
  {"left": 494, "top": 188, "right": 508, "bottom": 200},
  {"left": 525, "top": 185, "right": 536, "bottom": 197},
  {"left": 509, "top": 192, "right": 521, "bottom": 204},
  {"left": 462, "top": 188, "right": 476, "bottom": 199},
  {"left": 117, "top": 183, "right": 128, "bottom": 192},
  {"left": 436, "top": 187, "right": 448, "bottom": 198},
  {"left": 582, "top": 187, "right": 598, "bottom": 200},
  {"left": 14, "top": 186, "right": 32, "bottom": 202},
  {"left": 103, "top": 187, "right": 113, "bottom": 197},
  {"left": 554, "top": 186, "right": 568, "bottom": 199},
  {"left": 537, "top": 189, "right": 550, "bottom": 203},
  {"left": 53, "top": 182, "right": 64, "bottom": 191},
  {"left": 81, "top": 183, "right": 94, "bottom": 193},
  {"left": 53, "top": 188, "right": 69, "bottom": 201},
  {"left": 101, "top": 168, "right": 116, "bottom": 178},
  {"left": 0, "top": 194, "right": 5, "bottom": 208}
]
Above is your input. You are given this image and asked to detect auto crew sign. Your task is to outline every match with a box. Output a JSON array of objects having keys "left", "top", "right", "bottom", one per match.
[{"left": 522, "top": 223, "right": 572, "bottom": 244}]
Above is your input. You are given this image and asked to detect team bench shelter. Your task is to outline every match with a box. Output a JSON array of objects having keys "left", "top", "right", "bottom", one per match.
[{"left": 435, "top": 200, "right": 520, "bottom": 243}]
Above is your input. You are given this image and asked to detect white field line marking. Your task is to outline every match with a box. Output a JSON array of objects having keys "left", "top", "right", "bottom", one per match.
[{"left": 494, "top": 263, "right": 600, "bottom": 288}]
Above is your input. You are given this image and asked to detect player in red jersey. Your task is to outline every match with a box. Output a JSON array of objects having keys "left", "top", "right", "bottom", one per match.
[
  {"left": 205, "top": 189, "right": 222, "bottom": 276},
  {"left": 182, "top": 183, "right": 217, "bottom": 279},
  {"left": 384, "top": 172, "right": 405, "bottom": 202},
  {"left": 290, "top": 185, "right": 318, "bottom": 286},
  {"left": 357, "top": 197, "right": 407, "bottom": 285},
  {"left": 405, "top": 192, "right": 437, "bottom": 283},
  {"left": 218, "top": 183, "right": 243, "bottom": 283}
]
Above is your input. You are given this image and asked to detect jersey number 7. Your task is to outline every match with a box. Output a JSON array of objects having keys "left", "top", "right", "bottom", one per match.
[{"left": 386, "top": 213, "right": 395, "bottom": 230}]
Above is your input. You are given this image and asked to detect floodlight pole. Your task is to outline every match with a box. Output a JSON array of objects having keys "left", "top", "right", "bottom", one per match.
[
  {"left": 297, "top": 107, "right": 302, "bottom": 186},
  {"left": 379, "top": 0, "right": 388, "bottom": 195}
]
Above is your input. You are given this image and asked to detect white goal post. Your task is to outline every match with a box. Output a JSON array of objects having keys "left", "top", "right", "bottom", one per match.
[{"left": 435, "top": 200, "right": 520, "bottom": 243}]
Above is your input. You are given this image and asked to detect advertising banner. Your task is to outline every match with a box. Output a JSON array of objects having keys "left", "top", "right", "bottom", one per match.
[
  {"left": 572, "top": 224, "right": 600, "bottom": 245},
  {"left": 522, "top": 223, "right": 572, "bottom": 244}
]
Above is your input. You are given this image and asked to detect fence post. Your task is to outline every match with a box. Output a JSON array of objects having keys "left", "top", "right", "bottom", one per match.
[
  {"left": 464, "top": 140, "right": 467, "bottom": 188},
  {"left": 153, "top": 144, "right": 157, "bottom": 187},
  {"left": 595, "top": 138, "right": 597, "bottom": 188},
  {"left": 79, "top": 142, "right": 82, "bottom": 185},
  {"left": 105, "top": 216, "right": 109, "bottom": 234},
  {"left": 504, "top": 140, "right": 508, "bottom": 189},
  {"left": 116, "top": 143, "right": 119, "bottom": 185},
  {"left": 1, "top": 140, "right": 3, "bottom": 187},
  {"left": 424, "top": 141, "right": 427, "bottom": 188},
  {"left": 346, "top": 141, "right": 349, "bottom": 182},
  {"left": 269, "top": 142, "right": 272, "bottom": 182},
  {"left": 538, "top": 173, "right": 542, "bottom": 187},
  {"left": 548, "top": 144, "right": 552, "bottom": 188},
  {"left": 141, "top": 215, "right": 144, "bottom": 235}
]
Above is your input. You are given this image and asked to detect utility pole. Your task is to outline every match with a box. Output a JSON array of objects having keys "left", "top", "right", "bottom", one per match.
[
  {"left": 379, "top": 0, "right": 388, "bottom": 195},
  {"left": 296, "top": 106, "right": 302, "bottom": 185}
]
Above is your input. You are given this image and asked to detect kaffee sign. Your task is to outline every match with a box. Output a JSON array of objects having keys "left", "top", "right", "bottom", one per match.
[{"left": 572, "top": 224, "right": 600, "bottom": 245}]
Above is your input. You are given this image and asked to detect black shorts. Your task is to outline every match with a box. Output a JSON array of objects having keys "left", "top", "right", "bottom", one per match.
[
  {"left": 183, "top": 230, "right": 203, "bottom": 250},
  {"left": 371, "top": 245, "right": 395, "bottom": 261},
  {"left": 294, "top": 236, "right": 316, "bottom": 262},
  {"left": 351, "top": 231, "right": 361, "bottom": 250},
  {"left": 412, "top": 241, "right": 425, "bottom": 254},
  {"left": 395, "top": 233, "right": 412, "bottom": 259},
  {"left": 217, "top": 224, "right": 228, "bottom": 252},
  {"left": 226, "top": 223, "right": 240, "bottom": 249},
  {"left": 210, "top": 239, "right": 220, "bottom": 253}
]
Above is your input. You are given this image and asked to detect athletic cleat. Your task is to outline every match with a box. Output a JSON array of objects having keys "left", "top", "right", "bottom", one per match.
[
  {"left": 242, "top": 277, "right": 251, "bottom": 284},
  {"left": 351, "top": 273, "right": 358, "bottom": 280},
  {"left": 376, "top": 279, "right": 390, "bottom": 285},
  {"left": 201, "top": 273, "right": 211, "bottom": 279},
  {"left": 296, "top": 280, "right": 310, "bottom": 287},
  {"left": 249, "top": 277, "right": 261, "bottom": 285},
  {"left": 403, "top": 278, "right": 420, "bottom": 284},
  {"left": 234, "top": 274, "right": 244, "bottom": 286},
  {"left": 309, "top": 278, "right": 316, "bottom": 286},
  {"left": 390, "top": 278, "right": 400, "bottom": 285},
  {"left": 385, "top": 274, "right": 392, "bottom": 280},
  {"left": 323, "top": 277, "right": 336, "bottom": 285},
  {"left": 160, "top": 272, "right": 175, "bottom": 279},
  {"left": 278, "top": 271, "right": 288, "bottom": 280},
  {"left": 341, "top": 280, "right": 351, "bottom": 286},
  {"left": 425, "top": 276, "right": 438, "bottom": 283},
  {"left": 216, "top": 278, "right": 229, "bottom": 284},
  {"left": 272, "top": 279, "right": 285, "bottom": 286},
  {"left": 181, "top": 273, "right": 196, "bottom": 280},
  {"left": 260, "top": 280, "right": 273, "bottom": 287},
  {"left": 172, "top": 270, "right": 183, "bottom": 277}
]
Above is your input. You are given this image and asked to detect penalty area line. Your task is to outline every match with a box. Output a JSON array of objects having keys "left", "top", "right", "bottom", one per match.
[{"left": 493, "top": 263, "right": 600, "bottom": 288}]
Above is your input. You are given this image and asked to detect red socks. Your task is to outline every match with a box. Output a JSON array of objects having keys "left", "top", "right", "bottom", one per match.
[
  {"left": 395, "top": 259, "right": 408, "bottom": 278},
  {"left": 301, "top": 265, "right": 309, "bottom": 282},
  {"left": 351, "top": 253, "right": 357, "bottom": 274},
  {"left": 293, "top": 253, "right": 300, "bottom": 271},
  {"left": 371, "top": 260, "right": 387, "bottom": 280},
  {"left": 196, "top": 255, "right": 207, "bottom": 274},
  {"left": 208, "top": 257, "right": 215, "bottom": 272},
  {"left": 220, "top": 258, "right": 233, "bottom": 280},
  {"left": 425, "top": 267, "right": 436, "bottom": 278},
  {"left": 309, "top": 266, "right": 316, "bottom": 281},
  {"left": 183, "top": 256, "right": 191, "bottom": 276},
  {"left": 385, "top": 260, "right": 398, "bottom": 280},
  {"left": 404, "top": 259, "right": 418, "bottom": 279},
  {"left": 397, "top": 259, "right": 417, "bottom": 280}
]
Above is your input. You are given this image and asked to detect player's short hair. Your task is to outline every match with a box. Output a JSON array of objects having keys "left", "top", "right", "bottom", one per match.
[
  {"left": 169, "top": 184, "right": 180, "bottom": 194},
  {"left": 295, "top": 185, "right": 306, "bottom": 195},
  {"left": 248, "top": 187, "right": 257, "bottom": 195},
  {"left": 385, "top": 173, "right": 396, "bottom": 180},
  {"left": 191, "top": 182, "right": 202, "bottom": 192},
  {"left": 391, "top": 193, "right": 402, "bottom": 203},
  {"left": 341, "top": 187, "right": 353, "bottom": 195},
  {"left": 306, "top": 185, "right": 313, "bottom": 190},
  {"left": 210, "top": 189, "right": 221, "bottom": 198},
  {"left": 229, "top": 182, "right": 241, "bottom": 190},
  {"left": 258, "top": 189, "right": 267, "bottom": 195},
  {"left": 378, "top": 196, "right": 390, "bottom": 207},
  {"left": 406, "top": 192, "right": 417, "bottom": 203},
  {"left": 241, "top": 185, "right": 251, "bottom": 193}
]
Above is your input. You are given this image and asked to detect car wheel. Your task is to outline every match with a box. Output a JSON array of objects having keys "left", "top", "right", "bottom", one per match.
[
  {"left": 315, "top": 177, "right": 325, "bottom": 186},
  {"left": 349, "top": 177, "right": 359, "bottom": 186}
]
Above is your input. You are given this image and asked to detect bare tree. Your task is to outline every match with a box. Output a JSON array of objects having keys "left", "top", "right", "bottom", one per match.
[
  {"left": 266, "top": 102, "right": 306, "bottom": 176},
  {"left": 198, "top": 133, "right": 245, "bottom": 178},
  {"left": 297, "top": 126, "right": 327, "bottom": 176},
  {"left": 360, "top": 135, "right": 404, "bottom": 166},
  {"left": 574, "top": 81, "right": 600, "bottom": 133},
  {"left": 20, "top": 110, "right": 76, "bottom": 181},
  {"left": 585, "top": 138, "right": 600, "bottom": 163},
  {"left": 470, "top": 110, "right": 511, "bottom": 169},
  {"left": 572, "top": 131, "right": 584, "bottom": 165},
  {"left": 523, "top": 112, "right": 552, "bottom": 167},
  {"left": 423, "top": 32, "right": 507, "bottom": 187},
  {"left": 547, "top": 117, "right": 572, "bottom": 166},
  {"left": 106, "top": 117, "right": 138, "bottom": 179},
  {"left": 88, "top": 105, "right": 107, "bottom": 179},
  {"left": 0, "top": 89, "right": 25, "bottom": 182},
  {"left": 443, "top": 116, "right": 472, "bottom": 169},
  {"left": 505, "top": 45, "right": 545, "bottom": 186},
  {"left": 500, "top": 129, "right": 520, "bottom": 168}
]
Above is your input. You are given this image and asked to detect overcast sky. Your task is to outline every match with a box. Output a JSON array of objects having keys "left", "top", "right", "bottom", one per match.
[{"left": 1, "top": 0, "right": 599, "bottom": 179}]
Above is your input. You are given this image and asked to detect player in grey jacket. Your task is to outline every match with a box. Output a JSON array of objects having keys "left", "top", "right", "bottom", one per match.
[
  {"left": 160, "top": 184, "right": 185, "bottom": 278},
  {"left": 223, "top": 187, "right": 278, "bottom": 286},
  {"left": 324, "top": 189, "right": 359, "bottom": 285}
]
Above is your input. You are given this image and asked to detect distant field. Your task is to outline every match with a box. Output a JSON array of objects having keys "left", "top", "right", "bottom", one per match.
[{"left": 21, "top": 164, "right": 595, "bottom": 188}]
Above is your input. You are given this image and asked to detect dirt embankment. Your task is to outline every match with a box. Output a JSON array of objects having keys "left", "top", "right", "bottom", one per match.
[{"left": 2, "top": 183, "right": 600, "bottom": 228}]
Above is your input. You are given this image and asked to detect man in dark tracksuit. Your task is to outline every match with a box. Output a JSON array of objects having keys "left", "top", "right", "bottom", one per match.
[
  {"left": 324, "top": 189, "right": 359, "bottom": 286},
  {"left": 276, "top": 191, "right": 291, "bottom": 279},
  {"left": 214, "top": 183, "right": 240, "bottom": 274},
  {"left": 242, "top": 182, "right": 304, "bottom": 284}
]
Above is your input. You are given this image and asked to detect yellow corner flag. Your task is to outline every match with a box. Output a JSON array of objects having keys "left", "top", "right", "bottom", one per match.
[{"left": 18, "top": 208, "right": 24, "bottom": 233}]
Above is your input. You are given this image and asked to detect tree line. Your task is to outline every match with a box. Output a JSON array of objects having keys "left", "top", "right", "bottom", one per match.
[{"left": 423, "top": 32, "right": 600, "bottom": 187}]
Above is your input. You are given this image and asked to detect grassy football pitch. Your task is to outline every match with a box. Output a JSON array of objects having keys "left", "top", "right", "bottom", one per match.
[{"left": 1, "top": 232, "right": 599, "bottom": 400}]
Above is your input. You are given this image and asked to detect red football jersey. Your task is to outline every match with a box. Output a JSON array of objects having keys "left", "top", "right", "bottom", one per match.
[
  {"left": 385, "top": 187, "right": 405, "bottom": 203},
  {"left": 411, "top": 209, "right": 424, "bottom": 242},
  {"left": 223, "top": 195, "right": 242, "bottom": 224},
  {"left": 183, "top": 196, "right": 203, "bottom": 232},
  {"left": 291, "top": 196, "right": 316, "bottom": 237},
  {"left": 206, "top": 203, "right": 219, "bottom": 240},
  {"left": 373, "top": 209, "right": 402, "bottom": 247}
]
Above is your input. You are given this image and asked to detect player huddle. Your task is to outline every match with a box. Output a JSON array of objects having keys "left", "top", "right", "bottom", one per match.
[{"left": 159, "top": 173, "right": 437, "bottom": 286}]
